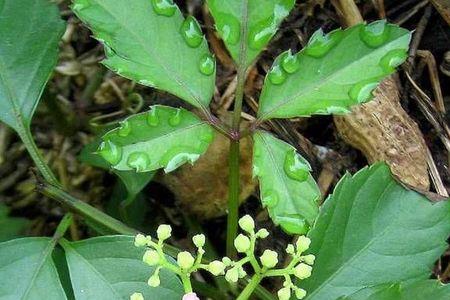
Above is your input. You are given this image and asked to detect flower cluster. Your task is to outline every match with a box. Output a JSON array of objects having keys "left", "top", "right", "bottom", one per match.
[{"left": 131, "top": 215, "right": 314, "bottom": 300}]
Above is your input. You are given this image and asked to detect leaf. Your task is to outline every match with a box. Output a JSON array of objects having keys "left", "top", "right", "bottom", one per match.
[
  {"left": 0, "top": 0, "right": 64, "bottom": 132},
  {"left": 302, "top": 164, "right": 450, "bottom": 300},
  {"left": 257, "top": 22, "right": 411, "bottom": 120},
  {"left": 60, "top": 236, "right": 183, "bottom": 300},
  {"left": 0, "top": 237, "right": 67, "bottom": 299},
  {"left": 79, "top": 136, "right": 154, "bottom": 201},
  {"left": 97, "top": 105, "right": 215, "bottom": 173},
  {"left": 343, "top": 280, "right": 450, "bottom": 300},
  {"left": 0, "top": 203, "right": 30, "bottom": 242},
  {"left": 72, "top": 0, "right": 215, "bottom": 109},
  {"left": 252, "top": 130, "right": 320, "bottom": 234},
  {"left": 206, "top": 0, "right": 295, "bottom": 67}
]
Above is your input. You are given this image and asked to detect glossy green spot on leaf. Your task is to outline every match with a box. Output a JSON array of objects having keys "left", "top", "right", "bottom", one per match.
[
  {"left": 281, "top": 50, "right": 300, "bottom": 74},
  {"left": 127, "top": 152, "right": 151, "bottom": 172},
  {"left": 168, "top": 108, "right": 182, "bottom": 126},
  {"left": 151, "top": 0, "right": 177, "bottom": 17},
  {"left": 180, "top": 16, "right": 203, "bottom": 48},
  {"left": 305, "top": 28, "right": 343, "bottom": 58},
  {"left": 283, "top": 149, "right": 311, "bottom": 182},
  {"left": 147, "top": 107, "right": 159, "bottom": 127},
  {"left": 100, "top": 105, "right": 214, "bottom": 173},
  {"left": 248, "top": 17, "right": 277, "bottom": 50},
  {"left": 117, "top": 121, "right": 131, "bottom": 137},
  {"left": 348, "top": 80, "right": 379, "bottom": 104},
  {"left": 253, "top": 130, "right": 320, "bottom": 234},
  {"left": 199, "top": 54, "right": 216, "bottom": 76},
  {"left": 97, "top": 140, "right": 123, "bottom": 165},
  {"left": 214, "top": 13, "right": 241, "bottom": 45},
  {"left": 268, "top": 64, "right": 287, "bottom": 85},
  {"left": 360, "top": 20, "right": 390, "bottom": 48},
  {"left": 379, "top": 49, "right": 408, "bottom": 73}
]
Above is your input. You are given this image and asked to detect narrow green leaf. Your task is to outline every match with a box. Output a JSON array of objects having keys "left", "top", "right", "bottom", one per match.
[
  {"left": 72, "top": 0, "right": 215, "bottom": 109},
  {"left": 0, "top": 238, "right": 67, "bottom": 299},
  {"left": 343, "top": 280, "right": 450, "bottom": 300},
  {"left": 0, "top": 0, "right": 64, "bottom": 131},
  {"left": 257, "top": 22, "right": 411, "bottom": 120},
  {"left": 302, "top": 164, "right": 450, "bottom": 300},
  {"left": 0, "top": 203, "right": 30, "bottom": 242},
  {"left": 253, "top": 130, "right": 320, "bottom": 234},
  {"left": 97, "top": 105, "right": 215, "bottom": 173},
  {"left": 206, "top": 0, "right": 295, "bottom": 67},
  {"left": 60, "top": 236, "right": 183, "bottom": 300}
]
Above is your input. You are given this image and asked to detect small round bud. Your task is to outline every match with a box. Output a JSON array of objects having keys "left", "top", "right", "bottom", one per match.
[
  {"left": 296, "top": 236, "right": 311, "bottom": 254},
  {"left": 238, "top": 215, "right": 255, "bottom": 232},
  {"left": 143, "top": 250, "right": 160, "bottom": 266},
  {"left": 157, "top": 224, "right": 172, "bottom": 241},
  {"left": 208, "top": 260, "right": 226, "bottom": 276},
  {"left": 130, "top": 292, "right": 144, "bottom": 300},
  {"left": 134, "top": 234, "right": 149, "bottom": 247},
  {"left": 192, "top": 234, "right": 205, "bottom": 248},
  {"left": 222, "top": 256, "right": 232, "bottom": 266},
  {"left": 260, "top": 249, "right": 278, "bottom": 268},
  {"left": 234, "top": 234, "right": 251, "bottom": 253},
  {"left": 303, "top": 254, "right": 315, "bottom": 265},
  {"left": 177, "top": 251, "right": 195, "bottom": 270},
  {"left": 237, "top": 266, "right": 247, "bottom": 278},
  {"left": 256, "top": 228, "right": 269, "bottom": 239},
  {"left": 148, "top": 274, "right": 160, "bottom": 287},
  {"left": 277, "top": 287, "right": 291, "bottom": 300},
  {"left": 294, "top": 287, "right": 307, "bottom": 299},
  {"left": 294, "top": 263, "right": 312, "bottom": 279},
  {"left": 225, "top": 268, "right": 239, "bottom": 283},
  {"left": 182, "top": 292, "right": 200, "bottom": 300},
  {"left": 286, "top": 244, "right": 295, "bottom": 254}
]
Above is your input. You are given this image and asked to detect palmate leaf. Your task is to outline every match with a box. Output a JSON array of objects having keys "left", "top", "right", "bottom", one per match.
[
  {"left": 0, "top": 238, "right": 67, "bottom": 300},
  {"left": 257, "top": 21, "right": 411, "bottom": 120},
  {"left": 342, "top": 280, "right": 450, "bottom": 300},
  {"left": 97, "top": 105, "right": 215, "bottom": 173},
  {"left": 0, "top": 0, "right": 64, "bottom": 131},
  {"left": 60, "top": 236, "right": 183, "bottom": 300},
  {"left": 72, "top": 0, "right": 215, "bottom": 109},
  {"left": 206, "top": 0, "right": 295, "bottom": 67},
  {"left": 253, "top": 130, "right": 320, "bottom": 234},
  {"left": 302, "top": 164, "right": 450, "bottom": 300}
]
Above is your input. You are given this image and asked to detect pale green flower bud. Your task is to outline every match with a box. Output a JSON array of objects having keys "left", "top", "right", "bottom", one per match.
[
  {"left": 256, "top": 228, "right": 269, "bottom": 239},
  {"left": 294, "top": 263, "right": 312, "bottom": 279},
  {"left": 130, "top": 292, "right": 144, "bottom": 300},
  {"left": 143, "top": 250, "right": 160, "bottom": 266},
  {"left": 148, "top": 274, "right": 160, "bottom": 287},
  {"left": 286, "top": 244, "right": 295, "bottom": 255},
  {"left": 225, "top": 267, "right": 239, "bottom": 283},
  {"left": 303, "top": 254, "right": 315, "bottom": 265},
  {"left": 234, "top": 234, "right": 251, "bottom": 253},
  {"left": 295, "top": 236, "right": 311, "bottom": 254},
  {"left": 238, "top": 215, "right": 255, "bottom": 232},
  {"left": 222, "top": 256, "right": 232, "bottom": 266},
  {"left": 192, "top": 234, "right": 205, "bottom": 248},
  {"left": 237, "top": 266, "right": 247, "bottom": 278},
  {"left": 277, "top": 287, "right": 291, "bottom": 300},
  {"left": 134, "top": 234, "right": 149, "bottom": 247},
  {"left": 260, "top": 249, "right": 278, "bottom": 268},
  {"left": 294, "top": 287, "right": 307, "bottom": 299},
  {"left": 157, "top": 224, "right": 172, "bottom": 241},
  {"left": 177, "top": 251, "right": 195, "bottom": 270},
  {"left": 208, "top": 260, "right": 226, "bottom": 276}
]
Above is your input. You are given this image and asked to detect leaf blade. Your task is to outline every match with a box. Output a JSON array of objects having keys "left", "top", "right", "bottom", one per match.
[
  {"left": 72, "top": 0, "right": 215, "bottom": 109},
  {"left": 253, "top": 130, "right": 320, "bottom": 234},
  {"left": 257, "top": 22, "right": 411, "bottom": 119},
  {"left": 303, "top": 164, "right": 450, "bottom": 300}
]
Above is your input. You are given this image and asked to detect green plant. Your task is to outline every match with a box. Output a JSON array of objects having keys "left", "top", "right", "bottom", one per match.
[{"left": 1, "top": 0, "right": 450, "bottom": 299}]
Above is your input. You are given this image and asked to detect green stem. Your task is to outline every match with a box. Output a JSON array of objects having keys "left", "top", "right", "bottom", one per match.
[
  {"left": 237, "top": 274, "right": 262, "bottom": 300},
  {"left": 54, "top": 213, "right": 74, "bottom": 239},
  {"left": 18, "top": 129, "right": 60, "bottom": 187},
  {"left": 180, "top": 273, "right": 193, "bottom": 293}
]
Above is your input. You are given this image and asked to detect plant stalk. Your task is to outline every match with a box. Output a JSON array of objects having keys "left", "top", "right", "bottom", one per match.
[{"left": 237, "top": 274, "right": 263, "bottom": 300}]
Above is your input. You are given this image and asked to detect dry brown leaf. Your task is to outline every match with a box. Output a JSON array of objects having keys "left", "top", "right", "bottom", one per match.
[
  {"left": 430, "top": 0, "right": 450, "bottom": 26},
  {"left": 335, "top": 78, "right": 429, "bottom": 189},
  {"left": 158, "top": 130, "right": 256, "bottom": 219}
]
